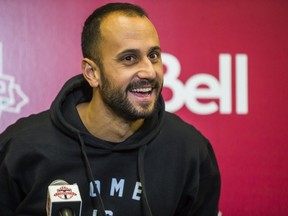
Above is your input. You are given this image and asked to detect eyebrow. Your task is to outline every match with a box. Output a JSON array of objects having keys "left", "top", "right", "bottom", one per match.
[
  {"left": 149, "top": 46, "right": 162, "bottom": 53},
  {"left": 116, "top": 49, "right": 141, "bottom": 60}
]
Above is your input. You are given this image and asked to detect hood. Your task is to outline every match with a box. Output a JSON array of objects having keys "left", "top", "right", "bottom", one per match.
[
  {"left": 50, "top": 74, "right": 165, "bottom": 151},
  {"left": 50, "top": 74, "right": 163, "bottom": 215}
]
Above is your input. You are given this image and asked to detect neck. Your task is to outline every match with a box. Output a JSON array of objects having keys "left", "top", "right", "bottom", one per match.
[{"left": 77, "top": 102, "right": 144, "bottom": 143}]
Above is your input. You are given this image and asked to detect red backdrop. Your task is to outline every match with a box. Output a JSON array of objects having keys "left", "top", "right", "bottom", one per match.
[{"left": 1, "top": 0, "right": 288, "bottom": 215}]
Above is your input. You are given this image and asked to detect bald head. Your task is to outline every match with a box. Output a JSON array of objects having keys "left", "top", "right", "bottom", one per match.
[{"left": 81, "top": 3, "right": 149, "bottom": 67}]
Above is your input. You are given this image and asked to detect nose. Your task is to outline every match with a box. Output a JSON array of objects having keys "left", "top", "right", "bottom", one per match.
[{"left": 137, "top": 57, "right": 157, "bottom": 80}]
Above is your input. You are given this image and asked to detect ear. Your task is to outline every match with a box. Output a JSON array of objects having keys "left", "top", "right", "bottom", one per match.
[{"left": 81, "top": 58, "right": 100, "bottom": 87}]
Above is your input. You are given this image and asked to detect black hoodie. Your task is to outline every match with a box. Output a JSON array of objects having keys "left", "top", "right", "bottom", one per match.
[{"left": 0, "top": 74, "right": 220, "bottom": 216}]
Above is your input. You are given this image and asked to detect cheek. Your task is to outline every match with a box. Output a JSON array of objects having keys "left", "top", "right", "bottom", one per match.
[
  {"left": 101, "top": 64, "right": 130, "bottom": 88},
  {"left": 155, "top": 65, "right": 164, "bottom": 81},
  {"left": 106, "top": 74, "right": 131, "bottom": 90}
]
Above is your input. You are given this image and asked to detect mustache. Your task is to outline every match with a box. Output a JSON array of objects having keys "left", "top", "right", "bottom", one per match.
[{"left": 127, "top": 79, "right": 160, "bottom": 90}]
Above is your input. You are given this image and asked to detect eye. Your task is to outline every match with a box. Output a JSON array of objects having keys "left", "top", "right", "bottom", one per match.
[
  {"left": 121, "top": 55, "right": 138, "bottom": 66},
  {"left": 148, "top": 51, "right": 161, "bottom": 63},
  {"left": 124, "top": 55, "right": 134, "bottom": 61}
]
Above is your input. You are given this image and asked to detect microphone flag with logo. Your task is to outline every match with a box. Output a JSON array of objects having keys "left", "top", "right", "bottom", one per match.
[{"left": 46, "top": 179, "right": 82, "bottom": 216}]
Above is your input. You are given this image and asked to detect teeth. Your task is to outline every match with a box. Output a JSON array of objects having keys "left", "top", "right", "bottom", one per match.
[{"left": 131, "top": 88, "right": 152, "bottom": 93}]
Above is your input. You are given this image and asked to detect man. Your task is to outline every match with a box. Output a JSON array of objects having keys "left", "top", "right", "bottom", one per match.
[{"left": 0, "top": 3, "right": 220, "bottom": 216}]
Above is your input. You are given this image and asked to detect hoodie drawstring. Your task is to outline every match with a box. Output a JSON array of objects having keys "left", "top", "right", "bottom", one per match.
[
  {"left": 138, "top": 145, "right": 153, "bottom": 216},
  {"left": 78, "top": 134, "right": 106, "bottom": 216},
  {"left": 78, "top": 133, "right": 153, "bottom": 216}
]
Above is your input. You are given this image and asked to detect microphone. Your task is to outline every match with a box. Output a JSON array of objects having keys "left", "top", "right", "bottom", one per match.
[{"left": 46, "top": 179, "right": 82, "bottom": 216}]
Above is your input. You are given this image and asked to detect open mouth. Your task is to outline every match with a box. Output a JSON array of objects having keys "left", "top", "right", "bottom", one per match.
[
  {"left": 128, "top": 79, "right": 158, "bottom": 99},
  {"left": 130, "top": 87, "right": 153, "bottom": 95}
]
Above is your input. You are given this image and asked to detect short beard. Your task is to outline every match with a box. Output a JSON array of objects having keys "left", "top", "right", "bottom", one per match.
[{"left": 98, "top": 72, "right": 161, "bottom": 122}]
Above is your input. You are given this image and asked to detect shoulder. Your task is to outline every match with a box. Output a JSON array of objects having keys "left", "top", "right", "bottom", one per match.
[
  {"left": 0, "top": 110, "right": 74, "bottom": 169},
  {"left": 162, "top": 111, "right": 206, "bottom": 141},
  {"left": 0, "top": 110, "right": 56, "bottom": 150},
  {"left": 0, "top": 111, "right": 52, "bottom": 168},
  {"left": 160, "top": 111, "right": 211, "bottom": 160},
  {"left": 1, "top": 111, "right": 51, "bottom": 138}
]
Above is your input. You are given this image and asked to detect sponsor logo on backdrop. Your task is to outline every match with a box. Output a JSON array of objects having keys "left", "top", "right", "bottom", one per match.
[
  {"left": 0, "top": 42, "right": 29, "bottom": 117},
  {"left": 163, "top": 53, "right": 248, "bottom": 115}
]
